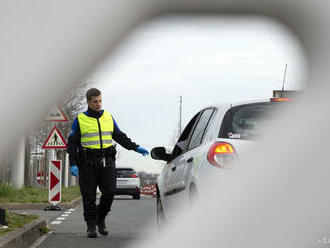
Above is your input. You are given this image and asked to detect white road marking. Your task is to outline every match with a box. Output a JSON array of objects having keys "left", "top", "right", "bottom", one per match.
[
  {"left": 50, "top": 221, "right": 62, "bottom": 225},
  {"left": 61, "top": 214, "right": 69, "bottom": 217},
  {"left": 64, "top": 212, "right": 71, "bottom": 214},
  {"left": 56, "top": 217, "right": 66, "bottom": 220},
  {"left": 68, "top": 208, "right": 75, "bottom": 211}
]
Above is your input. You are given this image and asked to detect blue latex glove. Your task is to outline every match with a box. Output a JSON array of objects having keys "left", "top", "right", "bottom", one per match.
[
  {"left": 137, "top": 146, "right": 149, "bottom": 156},
  {"left": 70, "top": 165, "right": 79, "bottom": 177}
]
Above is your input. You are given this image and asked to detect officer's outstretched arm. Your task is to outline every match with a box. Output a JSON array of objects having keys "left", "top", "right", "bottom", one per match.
[
  {"left": 112, "top": 116, "right": 148, "bottom": 156},
  {"left": 136, "top": 146, "right": 149, "bottom": 156}
]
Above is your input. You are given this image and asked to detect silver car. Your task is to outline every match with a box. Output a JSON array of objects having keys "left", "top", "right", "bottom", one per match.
[{"left": 115, "top": 167, "right": 141, "bottom": 199}]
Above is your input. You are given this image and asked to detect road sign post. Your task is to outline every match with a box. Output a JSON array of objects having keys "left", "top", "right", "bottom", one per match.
[
  {"left": 44, "top": 160, "right": 63, "bottom": 211},
  {"left": 43, "top": 105, "right": 68, "bottom": 211}
]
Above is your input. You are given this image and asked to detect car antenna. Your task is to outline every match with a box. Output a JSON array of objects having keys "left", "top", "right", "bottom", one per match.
[{"left": 281, "top": 64, "right": 288, "bottom": 97}]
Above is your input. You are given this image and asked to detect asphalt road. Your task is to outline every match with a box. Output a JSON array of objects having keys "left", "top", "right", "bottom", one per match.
[{"left": 26, "top": 195, "right": 157, "bottom": 248}]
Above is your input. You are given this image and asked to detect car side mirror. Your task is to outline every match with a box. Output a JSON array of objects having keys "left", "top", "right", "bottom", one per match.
[{"left": 151, "top": 147, "right": 171, "bottom": 162}]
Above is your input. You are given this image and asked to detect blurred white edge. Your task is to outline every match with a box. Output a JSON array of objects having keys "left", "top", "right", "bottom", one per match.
[{"left": 0, "top": 0, "right": 328, "bottom": 247}]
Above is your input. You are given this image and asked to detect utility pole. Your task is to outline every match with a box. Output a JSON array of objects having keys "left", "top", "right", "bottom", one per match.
[
  {"left": 281, "top": 64, "right": 288, "bottom": 95},
  {"left": 64, "top": 153, "right": 69, "bottom": 187},
  {"left": 178, "top": 96, "right": 182, "bottom": 138}
]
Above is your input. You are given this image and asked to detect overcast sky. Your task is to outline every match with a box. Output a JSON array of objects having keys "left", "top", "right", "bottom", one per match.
[{"left": 90, "top": 15, "right": 307, "bottom": 173}]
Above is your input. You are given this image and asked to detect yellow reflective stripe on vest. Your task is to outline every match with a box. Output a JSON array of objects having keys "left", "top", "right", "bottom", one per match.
[
  {"left": 81, "top": 131, "right": 113, "bottom": 138},
  {"left": 78, "top": 111, "right": 114, "bottom": 149},
  {"left": 81, "top": 139, "right": 113, "bottom": 147}
]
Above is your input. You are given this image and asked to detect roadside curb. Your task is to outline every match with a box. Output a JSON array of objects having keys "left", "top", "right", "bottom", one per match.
[
  {"left": 0, "top": 197, "right": 82, "bottom": 210},
  {"left": 0, "top": 219, "right": 46, "bottom": 248}
]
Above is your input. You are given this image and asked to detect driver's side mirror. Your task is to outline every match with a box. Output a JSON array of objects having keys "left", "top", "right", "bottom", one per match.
[{"left": 151, "top": 147, "right": 171, "bottom": 162}]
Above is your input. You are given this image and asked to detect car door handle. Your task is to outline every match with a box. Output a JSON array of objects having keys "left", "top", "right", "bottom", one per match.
[
  {"left": 172, "top": 166, "right": 176, "bottom": 172},
  {"left": 187, "top": 157, "right": 193, "bottom": 163}
]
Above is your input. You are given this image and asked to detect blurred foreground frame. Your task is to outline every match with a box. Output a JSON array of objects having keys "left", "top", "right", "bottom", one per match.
[{"left": 0, "top": 0, "right": 328, "bottom": 248}]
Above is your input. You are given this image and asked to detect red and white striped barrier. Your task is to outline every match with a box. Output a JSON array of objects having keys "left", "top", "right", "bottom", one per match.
[
  {"left": 140, "top": 184, "right": 156, "bottom": 197},
  {"left": 49, "top": 160, "right": 62, "bottom": 205}
]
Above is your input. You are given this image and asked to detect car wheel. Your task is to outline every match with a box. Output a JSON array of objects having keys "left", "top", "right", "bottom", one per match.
[
  {"left": 157, "top": 195, "right": 166, "bottom": 231},
  {"left": 133, "top": 194, "right": 140, "bottom": 200}
]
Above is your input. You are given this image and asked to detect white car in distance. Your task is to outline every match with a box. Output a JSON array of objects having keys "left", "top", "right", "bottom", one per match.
[
  {"left": 151, "top": 98, "right": 292, "bottom": 227},
  {"left": 115, "top": 167, "right": 141, "bottom": 199}
]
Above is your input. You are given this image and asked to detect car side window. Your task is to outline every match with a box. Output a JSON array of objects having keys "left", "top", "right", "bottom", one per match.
[
  {"left": 188, "top": 108, "right": 214, "bottom": 150},
  {"left": 170, "top": 112, "right": 201, "bottom": 160}
]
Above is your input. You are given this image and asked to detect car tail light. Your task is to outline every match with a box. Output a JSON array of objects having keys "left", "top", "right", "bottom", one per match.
[
  {"left": 270, "top": 97, "right": 293, "bottom": 102},
  {"left": 207, "top": 142, "right": 237, "bottom": 168},
  {"left": 131, "top": 174, "right": 139, "bottom": 178}
]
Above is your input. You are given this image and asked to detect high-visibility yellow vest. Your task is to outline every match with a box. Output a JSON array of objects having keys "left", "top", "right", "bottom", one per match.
[{"left": 78, "top": 110, "right": 114, "bottom": 149}]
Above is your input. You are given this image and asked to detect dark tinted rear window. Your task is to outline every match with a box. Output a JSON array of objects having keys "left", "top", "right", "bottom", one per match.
[
  {"left": 116, "top": 169, "right": 135, "bottom": 178},
  {"left": 219, "top": 102, "right": 288, "bottom": 140}
]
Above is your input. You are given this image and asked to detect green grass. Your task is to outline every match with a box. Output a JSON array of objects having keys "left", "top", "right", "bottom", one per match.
[
  {"left": 40, "top": 226, "right": 50, "bottom": 234},
  {"left": 0, "top": 211, "right": 38, "bottom": 237},
  {"left": 62, "top": 186, "right": 81, "bottom": 203},
  {"left": 0, "top": 185, "right": 81, "bottom": 203}
]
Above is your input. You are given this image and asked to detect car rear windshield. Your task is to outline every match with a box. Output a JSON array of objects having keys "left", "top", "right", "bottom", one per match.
[
  {"left": 219, "top": 102, "right": 288, "bottom": 140},
  {"left": 116, "top": 169, "right": 135, "bottom": 178}
]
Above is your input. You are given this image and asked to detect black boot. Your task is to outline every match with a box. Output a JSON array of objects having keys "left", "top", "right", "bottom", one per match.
[
  {"left": 96, "top": 216, "right": 108, "bottom": 236},
  {"left": 87, "top": 220, "right": 97, "bottom": 238}
]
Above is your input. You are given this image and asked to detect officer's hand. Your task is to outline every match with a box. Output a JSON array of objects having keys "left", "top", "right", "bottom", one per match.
[
  {"left": 70, "top": 165, "right": 79, "bottom": 177},
  {"left": 137, "top": 146, "right": 149, "bottom": 156}
]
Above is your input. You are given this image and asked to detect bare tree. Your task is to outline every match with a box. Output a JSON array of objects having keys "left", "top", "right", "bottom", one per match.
[
  {"left": 28, "top": 78, "right": 90, "bottom": 150},
  {"left": 25, "top": 76, "right": 93, "bottom": 186},
  {"left": 54, "top": 76, "right": 94, "bottom": 167}
]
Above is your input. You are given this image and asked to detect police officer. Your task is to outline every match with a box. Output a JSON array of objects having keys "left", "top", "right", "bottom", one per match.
[{"left": 66, "top": 88, "right": 149, "bottom": 238}]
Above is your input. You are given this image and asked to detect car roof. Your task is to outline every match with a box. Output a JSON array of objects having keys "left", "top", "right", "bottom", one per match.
[
  {"left": 202, "top": 98, "right": 271, "bottom": 110},
  {"left": 230, "top": 98, "right": 271, "bottom": 107}
]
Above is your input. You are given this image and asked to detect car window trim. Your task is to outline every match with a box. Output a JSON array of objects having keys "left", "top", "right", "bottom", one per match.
[
  {"left": 186, "top": 107, "right": 216, "bottom": 151},
  {"left": 166, "top": 107, "right": 216, "bottom": 164},
  {"left": 167, "top": 111, "right": 202, "bottom": 163}
]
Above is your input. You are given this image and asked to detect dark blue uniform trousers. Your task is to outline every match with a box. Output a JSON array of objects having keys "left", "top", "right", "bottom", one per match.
[{"left": 78, "top": 156, "right": 116, "bottom": 222}]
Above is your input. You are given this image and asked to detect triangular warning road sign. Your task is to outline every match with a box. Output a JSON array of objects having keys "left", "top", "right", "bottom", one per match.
[
  {"left": 44, "top": 105, "right": 69, "bottom": 122},
  {"left": 42, "top": 126, "right": 67, "bottom": 149}
]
